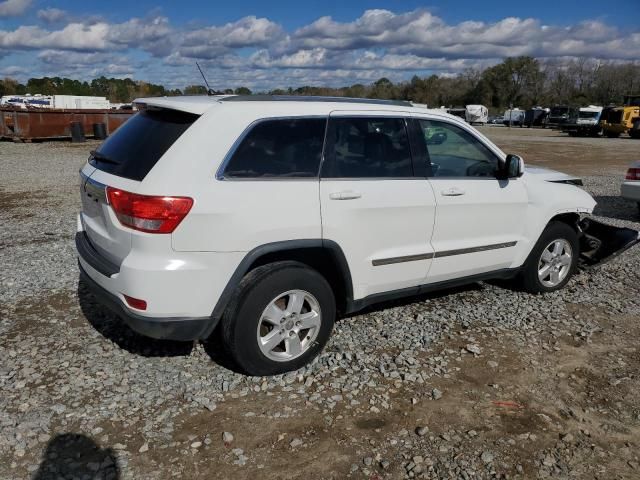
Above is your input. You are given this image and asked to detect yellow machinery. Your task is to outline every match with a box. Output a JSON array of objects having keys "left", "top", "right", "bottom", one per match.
[{"left": 601, "top": 95, "right": 640, "bottom": 138}]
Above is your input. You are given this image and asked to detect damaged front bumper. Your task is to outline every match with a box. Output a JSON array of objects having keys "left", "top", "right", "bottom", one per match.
[{"left": 579, "top": 218, "right": 640, "bottom": 266}]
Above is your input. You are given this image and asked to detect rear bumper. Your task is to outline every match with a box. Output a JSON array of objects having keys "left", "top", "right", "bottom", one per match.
[
  {"left": 79, "top": 261, "right": 215, "bottom": 341},
  {"left": 621, "top": 182, "right": 640, "bottom": 202}
]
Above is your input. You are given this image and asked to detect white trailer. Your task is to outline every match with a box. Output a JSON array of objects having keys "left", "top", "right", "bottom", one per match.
[
  {"left": 503, "top": 108, "right": 526, "bottom": 126},
  {"left": 465, "top": 105, "right": 488, "bottom": 124},
  {"left": 0, "top": 94, "right": 110, "bottom": 109},
  {"left": 51, "top": 95, "right": 110, "bottom": 109}
]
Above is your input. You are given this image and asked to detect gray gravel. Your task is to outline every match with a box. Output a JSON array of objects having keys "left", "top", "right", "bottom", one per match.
[{"left": 1, "top": 141, "right": 639, "bottom": 479}]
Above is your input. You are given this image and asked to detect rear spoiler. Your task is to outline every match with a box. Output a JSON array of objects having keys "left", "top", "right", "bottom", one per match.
[{"left": 579, "top": 218, "right": 640, "bottom": 266}]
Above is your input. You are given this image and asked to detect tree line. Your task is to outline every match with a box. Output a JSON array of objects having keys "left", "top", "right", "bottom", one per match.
[{"left": 1, "top": 57, "right": 638, "bottom": 110}]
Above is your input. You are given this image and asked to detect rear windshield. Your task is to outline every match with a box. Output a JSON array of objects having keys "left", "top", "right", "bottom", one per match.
[{"left": 90, "top": 109, "right": 199, "bottom": 181}]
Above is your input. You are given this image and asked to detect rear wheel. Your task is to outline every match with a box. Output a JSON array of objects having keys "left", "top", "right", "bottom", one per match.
[
  {"left": 519, "top": 222, "right": 579, "bottom": 293},
  {"left": 605, "top": 131, "right": 620, "bottom": 138},
  {"left": 221, "top": 261, "right": 335, "bottom": 376}
]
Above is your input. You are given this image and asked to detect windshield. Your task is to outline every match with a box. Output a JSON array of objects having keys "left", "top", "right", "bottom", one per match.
[
  {"left": 89, "top": 109, "right": 199, "bottom": 181},
  {"left": 578, "top": 111, "right": 599, "bottom": 119}
]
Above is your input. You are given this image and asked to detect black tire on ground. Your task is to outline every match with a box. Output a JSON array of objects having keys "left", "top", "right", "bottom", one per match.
[
  {"left": 221, "top": 261, "right": 336, "bottom": 376},
  {"left": 605, "top": 131, "right": 620, "bottom": 138},
  {"left": 518, "top": 221, "right": 580, "bottom": 294}
]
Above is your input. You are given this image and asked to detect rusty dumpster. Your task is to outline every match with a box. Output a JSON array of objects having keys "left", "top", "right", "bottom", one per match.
[{"left": 0, "top": 107, "right": 135, "bottom": 141}]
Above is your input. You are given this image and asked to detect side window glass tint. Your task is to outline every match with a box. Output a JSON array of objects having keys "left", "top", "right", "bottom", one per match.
[
  {"left": 223, "top": 118, "right": 326, "bottom": 178},
  {"left": 324, "top": 117, "right": 413, "bottom": 178},
  {"left": 419, "top": 120, "right": 499, "bottom": 177}
]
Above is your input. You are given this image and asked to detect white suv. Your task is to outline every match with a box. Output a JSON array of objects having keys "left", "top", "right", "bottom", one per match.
[{"left": 77, "top": 95, "right": 639, "bottom": 375}]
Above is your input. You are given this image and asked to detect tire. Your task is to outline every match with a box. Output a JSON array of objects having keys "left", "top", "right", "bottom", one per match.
[
  {"left": 221, "top": 261, "right": 335, "bottom": 376},
  {"left": 518, "top": 221, "right": 579, "bottom": 294},
  {"left": 605, "top": 131, "right": 620, "bottom": 138}
]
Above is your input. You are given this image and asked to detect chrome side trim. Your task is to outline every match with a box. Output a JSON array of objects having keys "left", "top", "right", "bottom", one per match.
[
  {"left": 372, "top": 241, "right": 517, "bottom": 266},
  {"left": 372, "top": 253, "right": 434, "bottom": 266},
  {"left": 434, "top": 241, "right": 517, "bottom": 258}
]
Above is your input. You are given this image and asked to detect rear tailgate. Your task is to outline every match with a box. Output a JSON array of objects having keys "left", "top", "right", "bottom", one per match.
[
  {"left": 79, "top": 168, "right": 139, "bottom": 267},
  {"left": 78, "top": 108, "right": 200, "bottom": 270}
]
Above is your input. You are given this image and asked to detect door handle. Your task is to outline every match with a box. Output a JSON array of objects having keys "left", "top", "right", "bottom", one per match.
[
  {"left": 441, "top": 187, "right": 465, "bottom": 196},
  {"left": 329, "top": 191, "right": 362, "bottom": 200}
]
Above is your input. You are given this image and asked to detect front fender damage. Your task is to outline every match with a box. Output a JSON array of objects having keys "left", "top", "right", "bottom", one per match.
[{"left": 578, "top": 218, "right": 640, "bottom": 267}]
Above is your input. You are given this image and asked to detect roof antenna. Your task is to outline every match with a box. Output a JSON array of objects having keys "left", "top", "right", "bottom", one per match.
[{"left": 196, "top": 62, "right": 217, "bottom": 95}]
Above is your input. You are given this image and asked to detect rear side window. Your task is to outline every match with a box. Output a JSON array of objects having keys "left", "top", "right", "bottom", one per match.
[
  {"left": 322, "top": 117, "right": 413, "bottom": 178},
  {"left": 90, "top": 109, "right": 198, "bottom": 181},
  {"left": 222, "top": 118, "right": 326, "bottom": 178}
]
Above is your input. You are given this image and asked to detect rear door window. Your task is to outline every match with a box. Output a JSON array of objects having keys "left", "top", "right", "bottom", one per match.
[
  {"left": 222, "top": 118, "right": 327, "bottom": 178},
  {"left": 90, "top": 109, "right": 198, "bottom": 181}
]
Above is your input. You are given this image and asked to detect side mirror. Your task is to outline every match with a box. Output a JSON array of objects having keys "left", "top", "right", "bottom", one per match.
[{"left": 502, "top": 154, "right": 525, "bottom": 179}]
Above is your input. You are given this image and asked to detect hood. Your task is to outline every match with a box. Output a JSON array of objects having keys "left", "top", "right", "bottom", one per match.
[{"left": 524, "top": 166, "right": 583, "bottom": 185}]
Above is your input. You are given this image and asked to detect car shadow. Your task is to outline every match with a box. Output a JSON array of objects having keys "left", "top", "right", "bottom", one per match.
[
  {"left": 77, "top": 276, "right": 194, "bottom": 358},
  {"left": 32, "top": 433, "right": 120, "bottom": 480},
  {"left": 201, "top": 330, "right": 247, "bottom": 375},
  {"left": 593, "top": 195, "right": 639, "bottom": 222}
]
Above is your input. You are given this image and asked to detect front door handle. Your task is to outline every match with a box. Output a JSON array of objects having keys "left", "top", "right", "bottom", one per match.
[
  {"left": 441, "top": 187, "right": 465, "bottom": 196},
  {"left": 329, "top": 191, "right": 362, "bottom": 200}
]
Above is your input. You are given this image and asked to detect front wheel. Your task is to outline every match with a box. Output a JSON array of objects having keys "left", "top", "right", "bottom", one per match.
[
  {"left": 221, "top": 261, "right": 335, "bottom": 376},
  {"left": 519, "top": 222, "right": 579, "bottom": 293}
]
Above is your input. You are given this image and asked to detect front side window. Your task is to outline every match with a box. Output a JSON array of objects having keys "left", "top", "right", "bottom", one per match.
[
  {"left": 418, "top": 120, "right": 499, "bottom": 178},
  {"left": 223, "top": 118, "right": 326, "bottom": 178},
  {"left": 322, "top": 117, "right": 413, "bottom": 178}
]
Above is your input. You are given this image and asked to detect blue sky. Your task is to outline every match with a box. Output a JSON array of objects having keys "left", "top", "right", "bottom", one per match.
[{"left": 0, "top": 0, "right": 638, "bottom": 90}]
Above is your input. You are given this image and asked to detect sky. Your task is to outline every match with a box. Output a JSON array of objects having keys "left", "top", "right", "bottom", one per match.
[{"left": 0, "top": 0, "right": 638, "bottom": 91}]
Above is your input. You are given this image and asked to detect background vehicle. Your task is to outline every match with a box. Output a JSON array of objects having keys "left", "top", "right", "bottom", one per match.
[
  {"left": 0, "top": 94, "right": 110, "bottom": 109},
  {"left": 622, "top": 161, "right": 640, "bottom": 213},
  {"left": 76, "top": 95, "right": 640, "bottom": 376},
  {"left": 465, "top": 105, "right": 488, "bottom": 125},
  {"left": 547, "top": 105, "right": 571, "bottom": 128},
  {"left": 503, "top": 108, "right": 525, "bottom": 126},
  {"left": 447, "top": 107, "right": 466, "bottom": 120},
  {"left": 601, "top": 95, "right": 640, "bottom": 138},
  {"left": 488, "top": 115, "right": 504, "bottom": 125},
  {"left": 562, "top": 105, "right": 603, "bottom": 137},
  {"left": 523, "top": 107, "right": 549, "bottom": 128}
]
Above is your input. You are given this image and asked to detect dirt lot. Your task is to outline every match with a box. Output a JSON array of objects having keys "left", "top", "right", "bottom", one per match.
[{"left": 1, "top": 127, "right": 639, "bottom": 480}]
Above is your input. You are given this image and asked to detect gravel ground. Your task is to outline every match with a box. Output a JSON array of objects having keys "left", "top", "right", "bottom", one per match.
[{"left": 1, "top": 132, "right": 639, "bottom": 479}]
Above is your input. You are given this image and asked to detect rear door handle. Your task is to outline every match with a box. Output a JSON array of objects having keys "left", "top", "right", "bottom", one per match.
[
  {"left": 441, "top": 187, "right": 465, "bottom": 196},
  {"left": 329, "top": 191, "right": 362, "bottom": 200}
]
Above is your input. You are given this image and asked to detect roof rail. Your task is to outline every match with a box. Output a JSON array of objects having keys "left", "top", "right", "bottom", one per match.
[{"left": 219, "top": 95, "right": 413, "bottom": 107}]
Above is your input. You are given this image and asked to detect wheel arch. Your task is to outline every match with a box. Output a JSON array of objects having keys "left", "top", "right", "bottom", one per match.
[{"left": 211, "top": 240, "right": 353, "bottom": 327}]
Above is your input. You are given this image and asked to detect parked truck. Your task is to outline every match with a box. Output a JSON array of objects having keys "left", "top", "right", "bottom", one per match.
[
  {"left": 547, "top": 105, "right": 571, "bottom": 128},
  {"left": 562, "top": 105, "right": 603, "bottom": 137},
  {"left": 601, "top": 95, "right": 640, "bottom": 138}
]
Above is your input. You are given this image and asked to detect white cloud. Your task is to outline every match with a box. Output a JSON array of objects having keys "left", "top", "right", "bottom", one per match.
[
  {"left": 0, "top": 7, "right": 638, "bottom": 90},
  {"left": 0, "top": 0, "right": 30, "bottom": 17},
  {"left": 179, "top": 16, "right": 284, "bottom": 58},
  {"left": 37, "top": 7, "right": 67, "bottom": 23}
]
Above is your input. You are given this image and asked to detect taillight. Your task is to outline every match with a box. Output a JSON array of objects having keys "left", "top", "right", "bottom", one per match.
[
  {"left": 626, "top": 168, "right": 640, "bottom": 181},
  {"left": 106, "top": 187, "right": 193, "bottom": 234}
]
